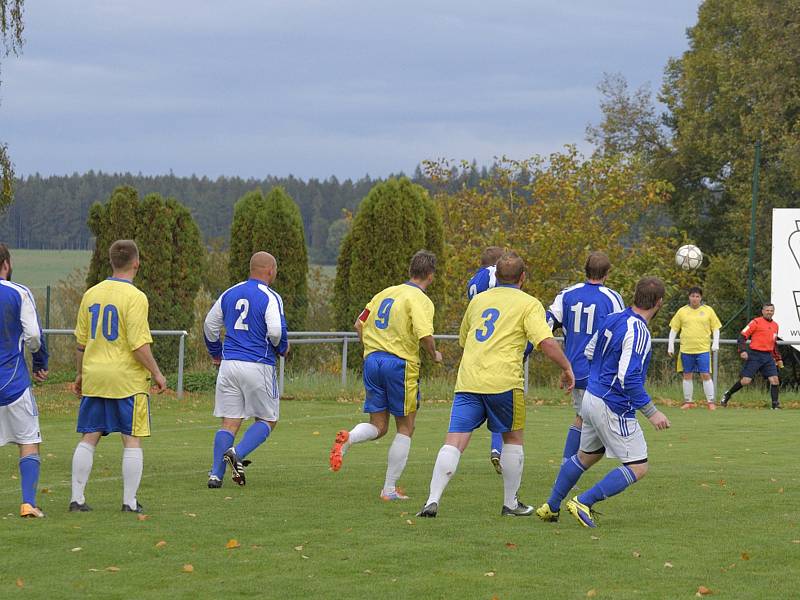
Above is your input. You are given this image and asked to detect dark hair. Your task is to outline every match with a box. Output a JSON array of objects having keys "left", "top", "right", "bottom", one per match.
[
  {"left": 762, "top": 303, "right": 775, "bottom": 309},
  {"left": 0, "top": 242, "right": 9, "bottom": 269},
  {"left": 633, "top": 276, "right": 665, "bottom": 310},
  {"left": 480, "top": 246, "right": 504, "bottom": 267},
  {"left": 409, "top": 250, "right": 436, "bottom": 279},
  {"left": 584, "top": 251, "right": 611, "bottom": 280},
  {"left": 495, "top": 251, "right": 525, "bottom": 284},
  {"left": 688, "top": 286, "right": 703, "bottom": 296},
  {"left": 109, "top": 240, "right": 139, "bottom": 270}
]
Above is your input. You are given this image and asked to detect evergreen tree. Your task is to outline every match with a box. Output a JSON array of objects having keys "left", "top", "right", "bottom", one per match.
[
  {"left": 86, "top": 186, "right": 203, "bottom": 370},
  {"left": 228, "top": 187, "right": 308, "bottom": 330}
]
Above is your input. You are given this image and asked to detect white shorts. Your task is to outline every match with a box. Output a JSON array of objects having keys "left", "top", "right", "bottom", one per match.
[
  {"left": 572, "top": 387, "right": 586, "bottom": 412},
  {"left": 579, "top": 392, "right": 647, "bottom": 462},
  {"left": 214, "top": 360, "right": 279, "bottom": 421},
  {"left": 0, "top": 388, "right": 42, "bottom": 446}
]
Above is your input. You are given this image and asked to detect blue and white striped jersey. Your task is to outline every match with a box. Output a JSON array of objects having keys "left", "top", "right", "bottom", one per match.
[
  {"left": 467, "top": 266, "right": 496, "bottom": 300},
  {"left": 203, "top": 279, "right": 288, "bottom": 366},
  {"left": 547, "top": 282, "right": 624, "bottom": 388},
  {"left": 585, "top": 307, "right": 652, "bottom": 419},
  {"left": 0, "top": 280, "right": 48, "bottom": 406}
]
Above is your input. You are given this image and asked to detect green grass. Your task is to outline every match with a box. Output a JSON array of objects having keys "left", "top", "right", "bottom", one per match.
[
  {"left": 8, "top": 249, "right": 91, "bottom": 291},
  {"left": 1, "top": 387, "right": 798, "bottom": 599}
]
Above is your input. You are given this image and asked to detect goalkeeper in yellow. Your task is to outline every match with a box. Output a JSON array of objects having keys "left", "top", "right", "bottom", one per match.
[
  {"left": 667, "top": 287, "right": 721, "bottom": 410},
  {"left": 417, "top": 251, "right": 574, "bottom": 518}
]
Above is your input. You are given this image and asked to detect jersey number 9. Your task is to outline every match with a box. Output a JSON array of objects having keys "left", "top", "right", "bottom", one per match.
[{"left": 375, "top": 298, "right": 394, "bottom": 330}]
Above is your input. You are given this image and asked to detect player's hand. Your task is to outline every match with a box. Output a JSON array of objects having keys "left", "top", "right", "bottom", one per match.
[
  {"left": 648, "top": 410, "right": 670, "bottom": 430},
  {"left": 152, "top": 373, "right": 168, "bottom": 394},
  {"left": 711, "top": 344, "right": 719, "bottom": 352},
  {"left": 73, "top": 375, "right": 82, "bottom": 397},
  {"left": 33, "top": 369, "right": 48, "bottom": 383},
  {"left": 667, "top": 351, "right": 674, "bottom": 358},
  {"left": 560, "top": 368, "right": 575, "bottom": 392},
  {"left": 433, "top": 350, "right": 443, "bottom": 363},
  {"left": 211, "top": 356, "right": 221, "bottom": 367},
  {"left": 740, "top": 351, "right": 748, "bottom": 360},
  {"left": 777, "top": 360, "right": 784, "bottom": 369}
]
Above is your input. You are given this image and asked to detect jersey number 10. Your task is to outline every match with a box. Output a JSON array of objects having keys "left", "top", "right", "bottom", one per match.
[{"left": 88, "top": 303, "right": 119, "bottom": 341}]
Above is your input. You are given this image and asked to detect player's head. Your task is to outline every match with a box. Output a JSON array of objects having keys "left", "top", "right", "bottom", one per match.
[
  {"left": 480, "top": 246, "right": 504, "bottom": 267},
  {"left": 495, "top": 251, "right": 525, "bottom": 285},
  {"left": 109, "top": 240, "right": 140, "bottom": 273},
  {"left": 584, "top": 251, "right": 611, "bottom": 281},
  {"left": 250, "top": 251, "right": 277, "bottom": 284},
  {"left": 0, "top": 242, "right": 11, "bottom": 280},
  {"left": 761, "top": 303, "right": 775, "bottom": 320},
  {"left": 409, "top": 250, "right": 436, "bottom": 286},
  {"left": 688, "top": 286, "right": 703, "bottom": 308},
  {"left": 633, "top": 276, "right": 665, "bottom": 313}
]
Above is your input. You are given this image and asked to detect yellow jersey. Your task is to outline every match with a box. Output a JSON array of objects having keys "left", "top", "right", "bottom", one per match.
[
  {"left": 455, "top": 285, "right": 553, "bottom": 394},
  {"left": 75, "top": 278, "right": 154, "bottom": 398},
  {"left": 361, "top": 282, "right": 435, "bottom": 365},
  {"left": 669, "top": 304, "right": 722, "bottom": 354}
]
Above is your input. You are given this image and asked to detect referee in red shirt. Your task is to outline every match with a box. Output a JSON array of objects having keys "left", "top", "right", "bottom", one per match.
[{"left": 721, "top": 304, "right": 784, "bottom": 409}]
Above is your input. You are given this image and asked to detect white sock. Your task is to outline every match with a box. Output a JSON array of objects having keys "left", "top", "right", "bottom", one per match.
[
  {"left": 71, "top": 441, "right": 95, "bottom": 504},
  {"left": 682, "top": 380, "right": 693, "bottom": 402},
  {"left": 500, "top": 443, "right": 524, "bottom": 508},
  {"left": 344, "top": 422, "right": 380, "bottom": 454},
  {"left": 703, "top": 379, "right": 715, "bottom": 402},
  {"left": 122, "top": 448, "right": 144, "bottom": 510},
  {"left": 426, "top": 444, "right": 461, "bottom": 505},
  {"left": 383, "top": 433, "right": 411, "bottom": 494}
]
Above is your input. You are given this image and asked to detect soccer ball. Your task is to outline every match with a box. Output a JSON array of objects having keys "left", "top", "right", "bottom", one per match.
[{"left": 675, "top": 244, "right": 703, "bottom": 270}]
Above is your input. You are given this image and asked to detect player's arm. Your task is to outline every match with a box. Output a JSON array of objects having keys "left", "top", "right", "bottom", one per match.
[
  {"left": 132, "top": 344, "right": 167, "bottom": 393},
  {"left": 420, "top": 335, "right": 442, "bottom": 363},
  {"left": 710, "top": 309, "right": 721, "bottom": 352},
  {"left": 547, "top": 291, "right": 565, "bottom": 331},
  {"left": 265, "top": 293, "right": 288, "bottom": 356},
  {"left": 203, "top": 296, "right": 225, "bottom": 364},
  {"left": 619, "top": 326, "right": 669, "bottom": 430},
  {"left": 525, "top": 301, "right": 573, "bottom": 390},
  {"left": 711, "top": 328, "right": 720, "bottom": 352},
  {"left": 667, "top": 329, "right": 678, "bottom": 357},
  {"left": 414, "top": 298, "right": 441, "bottom": 363},
  {"left": 20, "top": 287, "right": 49, "bottom": 381},
  {"left": 354, "top": 305, "right": 371, "bottom": 342},
  {"left": 539, "top": 338, "right": 575, "bottom": 391},
  {"left": 737, "top": 319, "right": 756, "bottom": 358},
  {"left": 773, "top": 334, "right": 783, "bottom": 367},
  {"left": 127, "top": 294, "right": 166, "bottom": 393},
  {"left": 667, "top": 311, "right": 681, "bottom": 357},
  {"left": 73, "top": 297, "right": 89, "bottom": 396}
]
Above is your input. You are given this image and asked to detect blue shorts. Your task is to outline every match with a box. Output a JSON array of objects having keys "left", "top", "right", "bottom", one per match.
[
  {"left": 448, "top": 389, "right": 525, "bottom": 433},
  {"left": 741, "top": 350, "right": 778, "bottom": 379},
  {"left": 680, "top": 352, "right": 710, "bottom": 373},
  {"left": 77, "top": 394, "right": 151, "bottom": 437},
  {"left": 363, "top": 352, "right": 419, "bottom": 417}
]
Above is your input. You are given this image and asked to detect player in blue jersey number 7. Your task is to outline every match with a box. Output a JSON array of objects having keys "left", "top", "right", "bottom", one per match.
[
  {"left": 537, "top": 277, "right": 670, "bottom": 527},
  {"left": 0, "top": 244, "right": 49, "bottom": 518},
  {"left": 204, "top": 252, "right": 288, "bottom": 488},
  {"left": 329, "top": 251, "right": 442, "bottom": 501},
  {"left": 418, "top": 252, "right": 575, "bottom": 518}
]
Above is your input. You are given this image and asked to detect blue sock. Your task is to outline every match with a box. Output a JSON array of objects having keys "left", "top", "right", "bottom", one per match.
[
  {"left": 19, "top": 454, "right": 40, "bottom": 506},
  {"left": 547, "top": 455, "right": 586, "bottom": 511},
  {"left": 235, "top": 421, "right": 271, "bottom": 459},
  {"left": 490, "top": 432, "right": 503, "bottom": 454},
  {"left": 212, "top": 430, "right": 235, "bottom": 478},
  {"left": 578, "top": 465, "right": 637, "bottom": 506},
  {"left": 561, "top": 425, "right": 582, "bottom": 464}
]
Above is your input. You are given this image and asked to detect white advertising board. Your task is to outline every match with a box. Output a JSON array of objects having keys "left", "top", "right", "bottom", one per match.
[{"left": 771, "top": 208, "right": 800, "bottom": 345}]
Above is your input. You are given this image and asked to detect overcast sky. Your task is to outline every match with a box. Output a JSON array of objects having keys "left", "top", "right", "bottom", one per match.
[{"left": 0, "top": 1, "right": 700, "bottom": 180}]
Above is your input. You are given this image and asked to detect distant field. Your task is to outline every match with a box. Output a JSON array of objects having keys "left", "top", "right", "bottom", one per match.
[{"left": 9, "top": 249, "right": 91, "bottom": 291}]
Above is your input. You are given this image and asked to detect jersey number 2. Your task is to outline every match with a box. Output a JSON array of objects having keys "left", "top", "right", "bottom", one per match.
[{"left": 234, "top": 299, "right": 250, "bottom": 331}]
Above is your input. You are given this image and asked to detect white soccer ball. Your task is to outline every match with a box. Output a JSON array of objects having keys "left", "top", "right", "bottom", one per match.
[{"left": 675, "top": 244, "right": 703, "bottom": 270}]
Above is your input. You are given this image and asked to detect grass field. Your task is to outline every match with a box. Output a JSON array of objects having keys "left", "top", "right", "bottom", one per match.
[
  {"left": 1, "top": 386, "right": 798, "bottom": 599},
  {"left": 8, "top": 249, "right": 92, "bottom": 291}
]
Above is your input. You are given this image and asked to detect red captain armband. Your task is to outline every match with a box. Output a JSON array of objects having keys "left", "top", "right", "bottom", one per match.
[{"left": 358, "top": 308, "right": 371, "bottom": 322}]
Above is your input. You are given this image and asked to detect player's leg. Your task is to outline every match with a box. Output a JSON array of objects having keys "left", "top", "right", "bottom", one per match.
[
  {"left": 381, "top": 411, "right": 416, "bottom": 500},
  {"left": 767, "top": 375, "right": 781, "bottom": 408},
  {"left": 489, "top": 389, "right": 531, "bottom": 515},
  {"left": 380, "top": 358, "right": 420, "bottom": 499},
  {"left": 210, "top": 418, "right": 242, "bottom": 486},
  {"left": 489, "top": 430, "right": 503, "bottom": 475},
  {"left": 700, "top": 372, "right": 715, "bottom": 409},
  {"left": 679, "top": 354, "right": 696, "bottom": 409},
  {"left": 330, "top": 354, "right": 388, "bottom": 471},
  {"left": 538, "top": 393, "right": 604, "bottom": 521},
  {"left": 3, "top": 389, "right": 45, "bottom": 517},
  {"left": 210, "top": 360, "right": 246, "bottom": 485},
  {"left": 70, "top": 396, "right": 105, "bottom": 511},
  {"left": 119, "top": 393, "right": 150, "bottom": 512},
  {"left": 561, "top": 388, "right": 585, "bottom": 463},
  {"left": 418, "top": 392, "right": 483, "bottom": 517},
  {"left": 567, "top": 407, "right": 648, "bottom": 528}
]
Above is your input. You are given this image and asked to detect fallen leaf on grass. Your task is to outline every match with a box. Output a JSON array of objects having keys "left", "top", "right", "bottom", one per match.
[
  {"left": 484, "top": 571, "right": 495, "bottom": 577},
  {"left": 590, "top": 535, "right": 600, "bottom": 540},
  {"left": 632, "top": 551, "right": 641, "bottom": 558},
  {"left": 225, "top": 539, "right": 241, "bottom": 549},
  {"left": 770, "top": 478, "right": 777, "bottom": 483},
  {"left": 136, "top": 514, "right": 149, "bottom": 521},
  {"left": 792, "top": 540, "right": 800, "bottom": 544},
  {"left": 587, "top": 590, "right": 597, "bottom": 598},
  {"left": 88, "top": 569, "right": 100, "bottom": 572},
  {"left": 312, "top": 431, "right": 320, "bottom": 436},
  {"left": 294, "top": 545, "right": 304, "bottom": 551},
  {"left": 182, "top": 564, "right": 194, "bottom": 573},
  {"left": 664, "top": 562, "right": 674, "bottom": 568},
  {"left": 16, "top": 578, "right": 23, "bottom": 588},
  {"left": 399, "top": 512, "right": 409, "bottom": 516},
  {"left": 777, "top": 488, "right": 784, "bottom": 494},
  {"left": 155, "top": 541, "right": 167, "bottom": 548},
  {"left": 696, "top": 585, "right": 713, "bottom": 596},
  {"left": 505, "top": 542, "right": 518, "bottom": 550},
  {"left": 40, "top": 488, "right": 50, "bottom": 494},
  {"left": 405, "top": 519, "right": 415, "bottom": 525},
  {"left": 740, "top": 552, "right": 750, "bottom": 560},
  {"left": 187, "top": 513, "right": 197, "bottom": 518},
  {"left": 363, "top": 569, "right": 372, "bottom": 574},
  {"left": 105, "top": 566, "right": 120, "bottom": 572},
  {"left": 224, "top": 496, "right": 233, "bottom": 501},
  {"left": 71, "top": 547, "right": 82, "bottom": 552},
  {"left": 301, "top": 555, "right": 310, "bottom": 559}
]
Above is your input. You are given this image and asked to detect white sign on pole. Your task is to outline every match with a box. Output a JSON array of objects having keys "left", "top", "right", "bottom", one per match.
[{"left": 771, "top": 208, "right": 800, "bottom": 346}]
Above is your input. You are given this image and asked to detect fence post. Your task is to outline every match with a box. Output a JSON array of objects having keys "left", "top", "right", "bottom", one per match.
[
  {"left": 279, "top": 355, "right": 285, "bottom": 395},
  {"left": 524, "top": 356, "right": 529, "bottom": 394},
  {"left": 177, "top": 332, "right": 186, "bottom": 399},
  {"left": 45, "top": 285, "right": 51, "bottom": 347},
  {"left": 341, "top": 337, "right": 349, "bottom": 387},
  {"left": 712, "top": 349, "right": 719, "bottom": 399}
]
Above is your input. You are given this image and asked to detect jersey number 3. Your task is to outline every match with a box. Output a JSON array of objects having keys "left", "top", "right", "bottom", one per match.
[{"left": 475, "top": 308, "right": 500, "bottom": 342}]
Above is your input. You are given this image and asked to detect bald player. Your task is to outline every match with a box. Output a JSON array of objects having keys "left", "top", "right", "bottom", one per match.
[{"left": 204, "top": 251, "right": 288, "bottom": 488}]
